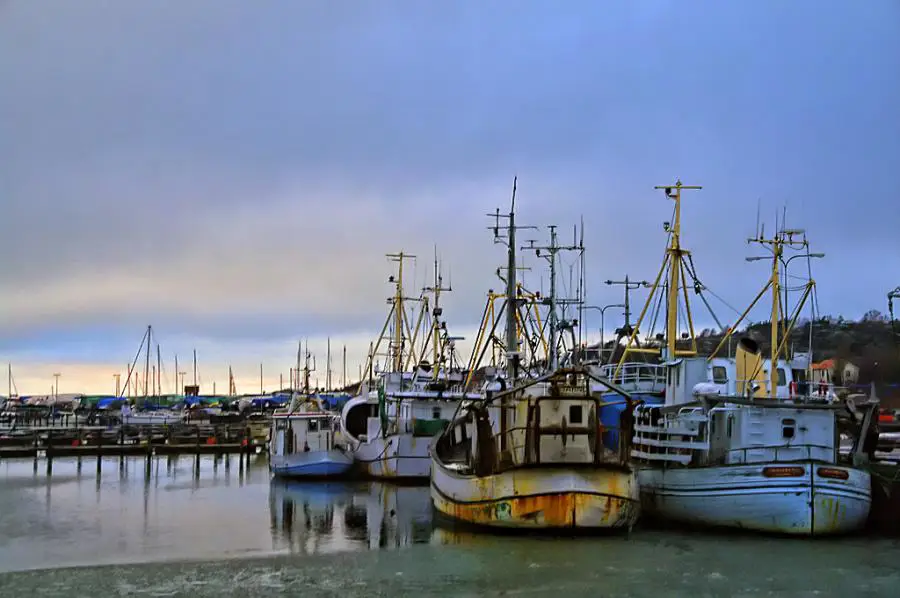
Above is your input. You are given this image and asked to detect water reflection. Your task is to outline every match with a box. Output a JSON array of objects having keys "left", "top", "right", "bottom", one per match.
[
  {"left": 0, "top": 454, "right": 483, "bottom": 574},
  {"left": 0, "top": 454, "right": 273, "bottom": 573},
  {"left": 269, "top": 480, "right": 434, "bottom": 554}
]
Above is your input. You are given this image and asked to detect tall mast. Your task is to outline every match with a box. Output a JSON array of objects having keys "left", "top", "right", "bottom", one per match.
[
  {"left": 156, "top": 343, "right": 161, "bottom": 397},
  {"left": 144, "top": 325, "right": 152, "bottom": 398},
  {"left": 422, "top": 248, "right": 452, "bottom": 380},
  {"left": 526, "top": 225, "right": 583, "bottom": 369},
  {"left": 616, "top": 181, "right": 702, "bottom": 376},
  {"left": 192, "top": 349, "right": 197, "bottom": 387},
  {"left": 174, "top": 354, "right": 179, "bottom": 394},
  {"left": 385, "top": 251, "right": 416, "bottom": 372},
  {"left": 342, "top": 345, "right": 347, "bottom": 389}
]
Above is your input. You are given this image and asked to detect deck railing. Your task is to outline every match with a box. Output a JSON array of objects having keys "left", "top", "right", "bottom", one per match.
[{"left": 598, "top": 363, "right": 666, "bottom": 391}]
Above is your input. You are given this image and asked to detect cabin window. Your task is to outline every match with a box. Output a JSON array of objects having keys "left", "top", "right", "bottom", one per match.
[
  {"left": 569, "top": 404, "right": 583, "bottom": 425},
  {"left": 275, "top": 420, "right": 286, "bottom": 431},
  {"left": 675, "top": 366, "right": 681, "bottom": 386},
  {"left": 782, "top": 418, "right": 796, "bottom": 439},
  {"left": 432, "top": 406, "right": 442, "bottom": 419},
  {"left": 308, "top": 419, "right": 319, "bottom": 432},
  {"left": 320, "top": 417, "right": 332, "bottom": 430},
  {"left": 726, "top": 415, "right": 733, "bottom": 438},
  {"left": 712, "top": 366, "right": 728, "bottom": 384},
  {"left": 776, "top": 368, "right": 786, "bottom": 387}
]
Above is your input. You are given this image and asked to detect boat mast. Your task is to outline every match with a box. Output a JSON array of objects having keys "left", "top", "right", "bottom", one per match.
[
  {"left": 342, "top": 345, "right": 347, "bottom": 389},
  {"left": 422, "top": 248, "right": 452, "bottom": 381},
  {"left": 386, "top": 252, "right": 415, "bottom": 372},
  {"left": 326, "top": 337, "right": 332, "bottom": 392},
  {"left": 707, "top": 228, "right": 816, "bottom": 396},
  {"left": 192, "top": 349, "right": 197, "bottom": 387},
  {"left": 156, "top": 343, "right": 161, "bottom": 398},
  {"left": 144, "top": 325, "right": 152, "bottom": 398},
  {"left": 174, "top": 354, "right": 179, "bottom": 394},
  {"left": 615, "top": 181, "right": 702, "bottom": 376},
  {"left": 525, "top": 225, "right": 584, "bottom": 370}
]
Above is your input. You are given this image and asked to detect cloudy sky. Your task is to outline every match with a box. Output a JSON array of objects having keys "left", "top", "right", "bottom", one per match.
[{"left": 1, "top": 0, "right": 898, "bottom": 395}]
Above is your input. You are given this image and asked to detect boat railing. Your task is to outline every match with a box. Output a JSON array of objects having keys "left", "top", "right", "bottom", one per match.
[{"left": 597, "top": 363, "right": 666, "bottom": 392}]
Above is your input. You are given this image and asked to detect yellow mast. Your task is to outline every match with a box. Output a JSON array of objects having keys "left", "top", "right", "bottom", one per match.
[
  {"left": 385, "top": 252, "right": 416, "bottom": 372},
  {"left": 707, "top": 228, "right": 816, "bottom": 396},
  {"left": 615, "top": 181, "right": 702, "bottom": 377}
]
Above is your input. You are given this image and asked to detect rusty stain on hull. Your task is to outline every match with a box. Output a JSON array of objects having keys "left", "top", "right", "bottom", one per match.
[
  {"left": 436, "top": 490, "right": 637, "bottom": 529},
  {"left": 433, "top": 468, "right": 640, "bottom": 529}
]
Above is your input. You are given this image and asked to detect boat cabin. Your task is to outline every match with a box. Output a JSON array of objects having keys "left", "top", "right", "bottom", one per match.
[
  {"left": 436, "top": 369, "right": 633, "bottom": 476},
  {"left": 632, "top": 400, "right": 840, "bottom": 467},
  {"left": 270, "top": 412, "right": 339, "bottom": 457}
]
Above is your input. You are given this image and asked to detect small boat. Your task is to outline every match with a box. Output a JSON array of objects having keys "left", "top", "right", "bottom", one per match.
[
  {"left": 269, "top": 351, "right": 353, "bottom": 479},
  {"left": 269, "top": 410, "right": 353, "bottom": 477}
]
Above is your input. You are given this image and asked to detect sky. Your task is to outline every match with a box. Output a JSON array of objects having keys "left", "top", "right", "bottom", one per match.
[{"left": 1, "top": 0, "right": 898, "bottom": 395}]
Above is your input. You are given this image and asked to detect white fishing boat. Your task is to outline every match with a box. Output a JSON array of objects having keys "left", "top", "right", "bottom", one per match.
[
  {"left": 618, "top": 182, "right": 876, "bottom": 535},
  {"left": 431, "top": 185, "right": 640, "bottom": 530},
  {"left": 269, "top": 349, "right": 353, "bottom": 478},
  {"left": 339, "top": 252, "right": 474, "bottom": 480}
]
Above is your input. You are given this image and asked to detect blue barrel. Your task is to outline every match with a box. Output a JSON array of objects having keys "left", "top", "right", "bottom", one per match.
[{"left": 599, "top": 393, "right": 664, "bottom": 450}]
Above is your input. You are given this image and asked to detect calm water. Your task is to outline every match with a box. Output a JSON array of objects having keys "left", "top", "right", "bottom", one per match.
[{"left": 1, "top": 455, "right": 899, "bottom": 596}]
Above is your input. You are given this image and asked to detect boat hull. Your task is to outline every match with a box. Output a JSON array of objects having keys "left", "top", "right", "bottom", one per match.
[
  {"left": 351, "top": 433, "right": 433, "bottom": 480},
  {"left": 269, "top": 449, "right": 354, "bottom": 478},
  {"left": 639, "top": 462, "right": 871, "bottom": 535},
  {"left": 431, "top": 461, "right": 640, "bottom": 529}
]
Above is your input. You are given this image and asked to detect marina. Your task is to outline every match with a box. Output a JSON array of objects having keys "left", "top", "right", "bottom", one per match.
[{"left": 3, "top": 180, "right": 900, "bottom": 543}]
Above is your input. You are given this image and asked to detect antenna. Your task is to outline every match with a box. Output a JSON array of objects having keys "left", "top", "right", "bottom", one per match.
[{"left": 525, "top": 223, "right": 583, "bottom": 369}]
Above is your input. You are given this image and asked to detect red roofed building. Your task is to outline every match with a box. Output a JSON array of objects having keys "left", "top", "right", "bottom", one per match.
[{"left": 811, "top": 358, "right": 860, "bottom": 386}]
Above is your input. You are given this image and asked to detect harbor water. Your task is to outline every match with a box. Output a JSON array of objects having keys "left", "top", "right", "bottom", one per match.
[{"left": 0, "top": 455, "right": 899, "bottom": 596}]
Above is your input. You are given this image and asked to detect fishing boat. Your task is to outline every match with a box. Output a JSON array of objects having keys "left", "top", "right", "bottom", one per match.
[
  {"left": 339, "top": 252, "right": 476, "bottom": 480},
  {"left": 269, "top": 349, "right": 353, "bottom": 478},
  {"left": 430, "top": 184, "right": 640, "bottom": 530},
  {"left": 618, "top": 182, "right": 876, "bottom": 535}
]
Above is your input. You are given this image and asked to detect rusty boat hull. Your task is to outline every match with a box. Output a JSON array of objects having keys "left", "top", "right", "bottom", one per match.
[{"left": 430, "top": 460, "right": 640, "bottom": 529}]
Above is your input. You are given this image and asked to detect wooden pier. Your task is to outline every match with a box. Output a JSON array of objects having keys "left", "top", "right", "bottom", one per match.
[{"left": 0, "top": 422, "right": 268, "bottom": 460}]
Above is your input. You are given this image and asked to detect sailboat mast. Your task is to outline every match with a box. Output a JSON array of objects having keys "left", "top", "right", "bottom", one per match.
[
  {"left": 156, "top": 343, "right": 161, "bottom": 397},
  {"left": 174, "top": 354, "right": 179, "bottom": 394},
  {"left": 192, "top": 349, "right": 197, "bottom": 387},
  {"left": 144, "top": 325, "right": 151, "bottom": 398},
  {"left": 326, "top": 337, "right": 331, "bottom": 392},
  {"left": 342, "top": 345, "right": 347, "bottom": 389}
]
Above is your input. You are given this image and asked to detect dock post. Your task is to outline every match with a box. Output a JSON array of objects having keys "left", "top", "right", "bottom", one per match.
[{"left": 45, "top": 430, "right": 54, "bottom": 476}]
